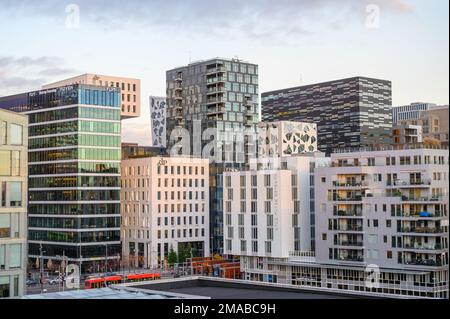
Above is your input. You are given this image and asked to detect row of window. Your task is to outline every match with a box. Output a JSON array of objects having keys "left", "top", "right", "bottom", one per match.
[
  {"left": 121, "top": 177, "right": 206, "bottom": 189},
  {"left": 29, "top": 134, "right": 121, "bottom": 149},
  {"left": 29, "top": 176, "right": 120, "bottom": 188},
  {"left": 28, "top": 203, "right": 120, "bottom": 216},
  {"left": 29, "top": 162, "right": 121, "bottom": 175},
  {"left": 28, "top": 217, "right": 120, "bottom": 229},
  {"left": 225, "top": 240, "right": 272, "bottom": 254},
  {"left": 156, "top": 228, "right": 205, "bottom": 240},
  {"left": 29, "top": 190, "right": 120, "bottom": 202},
  {"left": 121, "top": 203, "right": 206, "bottom": 215},
  {"left": 30, "top": 120, "right": 121, "bottom": 137},
  {"left": 29, "top": 230, "right": 120, "bottom": 243},
  {"left": 29, "top": 148, "right": 121, "bottom": 162}
]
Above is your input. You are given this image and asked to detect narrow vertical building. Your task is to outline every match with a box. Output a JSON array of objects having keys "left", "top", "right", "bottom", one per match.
[
  {"left": 0, "top": 109, "right": 28, "bottom": 298},
  {"left": 166, "top": 58, "right": 260, "bottom": 254}
]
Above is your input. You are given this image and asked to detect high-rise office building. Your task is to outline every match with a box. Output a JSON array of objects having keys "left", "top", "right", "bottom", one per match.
[
  {"left": 43, "top": 74, "right": 141, "bottom": 119},
  {"left": 166, "top": 58, "right": 260, "bottom": 254},
  {"left": 121, "top": 156, "right": 210, "bottom": 268},
  {"left": 392, "top": 102, "right": 435, "bottom": 124},
  {"left": 0, "top": 109, "right": 28, "bottom": 298},
  {"left": 150, "top": 96, "right": 167, "bottom": 147},
  {"left": 0, "top": 84, "right": 122, "bottom": 273},
  {"left": 261, "top": 77, "right": 393, "bottom": 155}
]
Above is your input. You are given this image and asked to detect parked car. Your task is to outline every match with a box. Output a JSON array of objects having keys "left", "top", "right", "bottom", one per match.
[{"left": 49, "top": 277, "right": 64, "bottom": 285}]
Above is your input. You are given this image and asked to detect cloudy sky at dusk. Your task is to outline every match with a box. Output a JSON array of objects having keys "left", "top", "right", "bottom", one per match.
[{"left": 0, "top": 0, "right": 448, "bottom": 145}]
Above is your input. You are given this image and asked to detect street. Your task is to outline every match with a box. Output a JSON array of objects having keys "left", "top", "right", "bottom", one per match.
[{"left": 25, "top": 268, "right": 190, "bottom": 296}]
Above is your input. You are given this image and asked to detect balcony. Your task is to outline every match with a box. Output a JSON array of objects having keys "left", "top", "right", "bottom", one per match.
[
  {"left": 336, "top": 225, "right": 364, "bottom": 232},
  {"left": 401, "top": 196, "right": 444, "bottom": 202},
  {"left": 207, "top": 87, "right": 226, "bottom": 95},
  {"left": 334, "top": 210, "right": 363, "bottom": 217},
  {"left": 402, "top": 243, "right": 443, "bottom": 251},
  {"left": 403, "top": 259, "right": 443, "bottom": 267},
  {"left": 334, "top": 241, "right": 364, "bottom": 247},
  {"left": 393, "top": 211, "right": 446, "bottom": 218},
  {"left": 206, "top": 77, "right": 226, "bottom": 84},
  {"left": 387, "top": 179, "right": 431, "bottom": 187},
  {"left": 288, "top": 251, "right": 316, "bottom": 263},
  {"left": 338, "top": 255, "right": 364, "bottom": 262},
  {"left": 399, "top": 227, "right": 445, "bottom": 234},
  {"left": 332, "top": 181, "right": 369, "bottom": 188},
  {"left": 206, "top": 66, "right": 227, "bottom": 76},
  {"left": 333, "top": 195, "right": 363, "bottom": 202},
  {"left": 206, "top": 97, "right": 226, "bottom": 105},
  {"left": 207, "top": 107, "right": 225, "bottom": 116}
]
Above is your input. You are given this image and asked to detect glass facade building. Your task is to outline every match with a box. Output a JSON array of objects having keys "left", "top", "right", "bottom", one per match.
[
  {"left": 166, "top": 58, "right": 260, "bottom": 254},
  {"left": 0, "top": 84, "right": 122, "bottom": 273}
]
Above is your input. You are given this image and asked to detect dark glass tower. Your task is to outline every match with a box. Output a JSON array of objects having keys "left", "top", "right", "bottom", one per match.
[
  {"left": 166, "top": 58, "right": 260, "bottom": 254},
  {"left": 261, "top": 77, "right": 393, "bottom": 155},
  {"left": 0, "top": 84, "right": 122, "bottom": 273}
]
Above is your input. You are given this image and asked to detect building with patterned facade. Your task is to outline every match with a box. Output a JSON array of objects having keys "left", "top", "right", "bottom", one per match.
[
  {"left": 258, "top": 121, "right": 318, "bottom": 157},
  {"left": 261, "top": 77, "right": 393, "bottom": 155},
  {"left": 150, "top": 96, "right": 167, "bottom": 148}
]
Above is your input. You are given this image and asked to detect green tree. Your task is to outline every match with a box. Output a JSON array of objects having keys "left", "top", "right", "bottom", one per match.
[{"left": 168, "top": 247, "right": 177, "bottom": 266}]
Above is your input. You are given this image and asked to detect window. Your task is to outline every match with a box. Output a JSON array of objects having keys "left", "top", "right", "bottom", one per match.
[
  {"left": 0, "top": 151, "right": 11, "bottom": 175},
  {"left": 10, "top": 124, "right": 22, "bottom": 145},
  {"left": 9, "top": 182, "right": 22, "bottom": 207},
  {"left": 9, "top": 244, "right": 21, "bottom": 268}
]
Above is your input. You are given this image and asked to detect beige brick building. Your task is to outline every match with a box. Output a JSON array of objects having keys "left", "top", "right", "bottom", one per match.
[{"left": 0, "top": 109, "right": 28, "bottom": 298}]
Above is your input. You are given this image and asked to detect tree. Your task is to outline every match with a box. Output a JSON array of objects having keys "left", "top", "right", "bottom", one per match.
[{"left": 168, "top": 247, "right": 177, "bottom": 266}]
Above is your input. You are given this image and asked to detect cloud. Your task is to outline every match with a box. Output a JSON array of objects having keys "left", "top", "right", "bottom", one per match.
[
  {"left": 0, "top": 55, "right": 78, "bottom": 96},
  {"left": 0, "top": 0, "right": 415, "bottom": 44}
]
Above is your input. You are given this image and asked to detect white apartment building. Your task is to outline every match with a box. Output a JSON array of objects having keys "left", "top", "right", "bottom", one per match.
[
  {"left": 234, "top": 147, "right": 448, "bottom": 299},
  {"left": 0, "top": 110, "right": 28, "bottom": 298},
  {"left": 223, "top": 154, "right": 330, "bottom": 282},
  {"left": 43, "top": 74, "right": 141, "bottom": 119},
  {"left": 121, "top": 157, "right": 210, "bottom": 268}
]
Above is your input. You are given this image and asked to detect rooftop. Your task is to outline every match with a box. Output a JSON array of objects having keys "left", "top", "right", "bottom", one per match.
[{"left": 119, "top": 277, "right": 358, "bottom": 300}]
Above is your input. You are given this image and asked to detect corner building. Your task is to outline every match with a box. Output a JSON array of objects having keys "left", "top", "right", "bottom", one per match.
[{"left": 0, "top": 85, "right": 122, "bottom": 273}]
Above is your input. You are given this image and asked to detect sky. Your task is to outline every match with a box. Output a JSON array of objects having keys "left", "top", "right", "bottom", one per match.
[{"left": 0, "top": 0, "right": 448, "bottom": 145}]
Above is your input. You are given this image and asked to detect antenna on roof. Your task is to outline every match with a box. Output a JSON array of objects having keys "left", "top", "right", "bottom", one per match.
[
  {"left": 299, "top": 73, "right": 303, "bottom": 85},
  {"left": 189, "top": 50, "right": 192, "bottom": 63}
]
